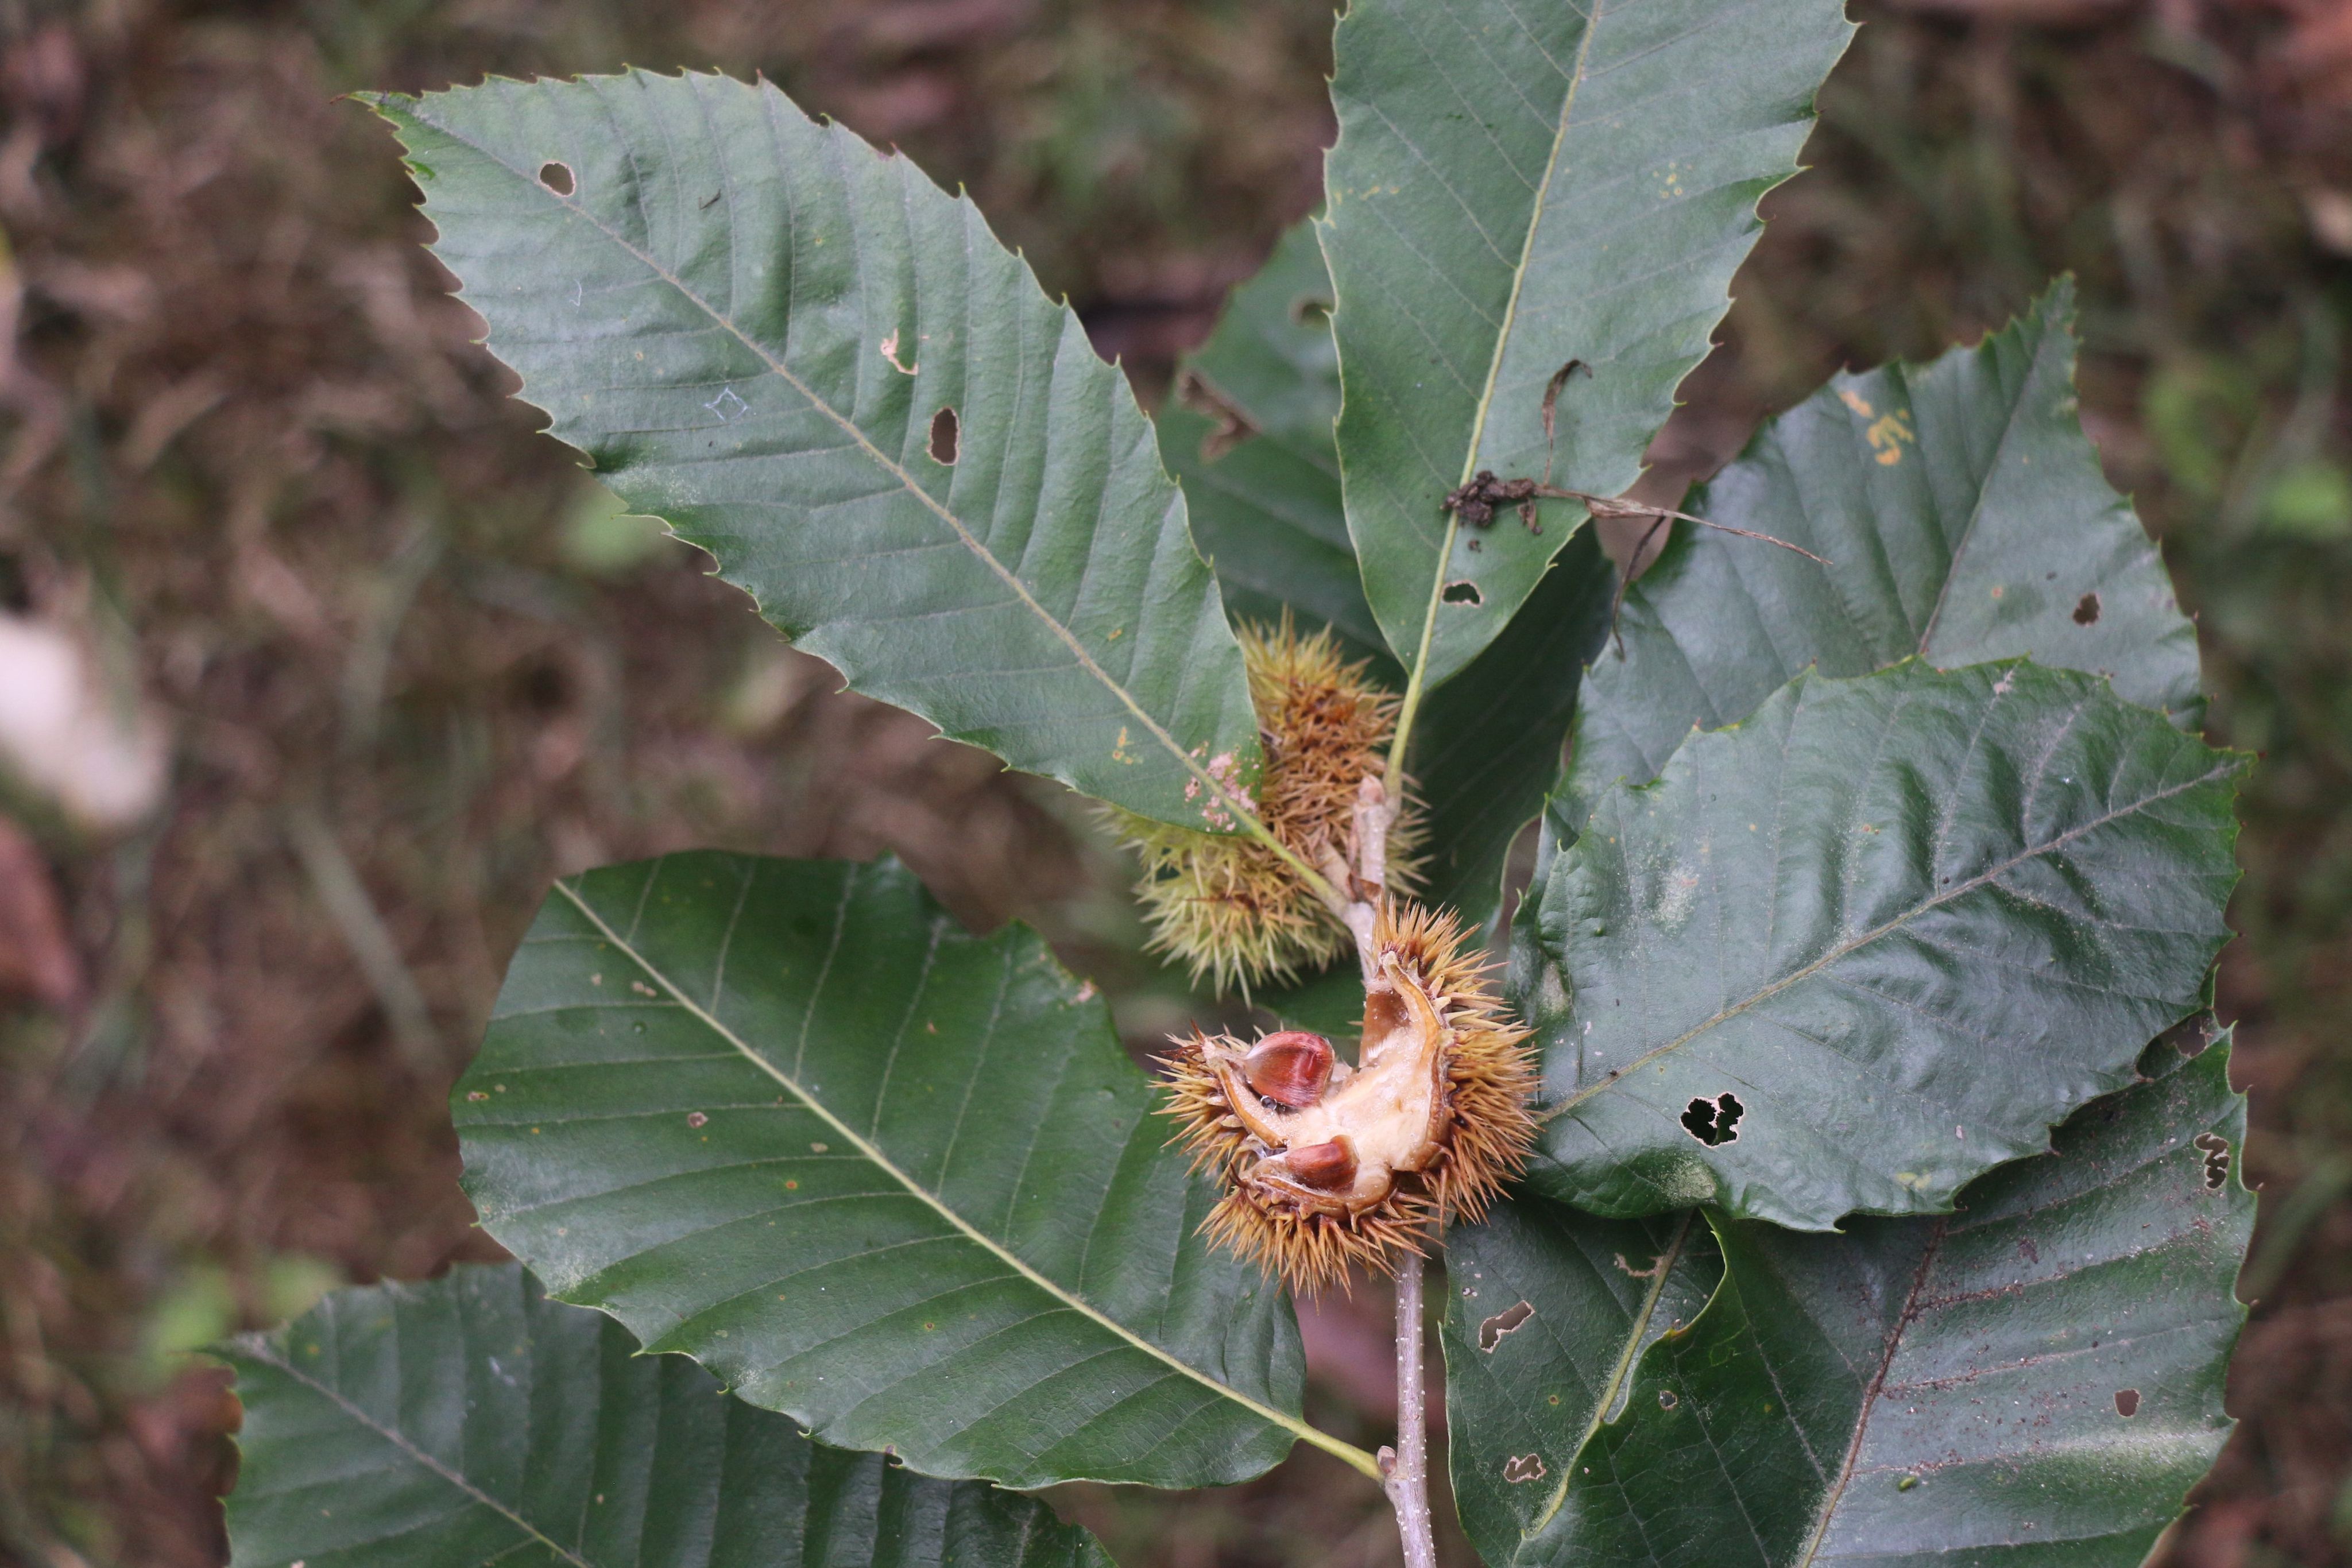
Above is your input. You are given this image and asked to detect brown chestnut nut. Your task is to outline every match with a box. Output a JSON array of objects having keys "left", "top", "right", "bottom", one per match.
[
  {"left": 1244, "top": 1030, "right": 1334, "bottom": 1109},
  {"left": 1286, "top": 1138, "right": 1357, "bottom": 1190}
]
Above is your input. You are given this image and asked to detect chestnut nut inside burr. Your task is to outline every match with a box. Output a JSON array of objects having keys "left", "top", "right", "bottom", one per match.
[
  {"left": 1244, "top": 1030, "right": 1334, "bottom": 1109},
  {"left": 1287, "top": 1137, "right": 1357, "bottom": 1190}
]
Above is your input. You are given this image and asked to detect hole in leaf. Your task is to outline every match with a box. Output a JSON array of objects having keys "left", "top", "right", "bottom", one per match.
[
  {"left": 2114, "top": 1388, "right": 2141, "bottom": 1417},
  {"left": 538, "top": 161, "right": 575, "bottom": 196},
  {"left": 1680, "top": 1091, "right": 1744, "bottom": 1146},
  {"left": 2073, "top": 591, "right": 2102, "bottom": 625},
  {"left": 1541, "top": 358, "right": 1591, "bottom": 445},
  {"left": 1479, "top": 1301, "right": 1534, "bottom": 1351},
  {"left": 1442, "top": 580, "right": 1483, "bottom": 606},
  {"left": 1176, "top": 370, "right": 1257, "bottom": 461},
  {"left": 928, "top": 406, "right": 959, "bottom": 466},
  {"left": 1657, "top": 1389, "right": 1678, "bottom": 1410},
  {"left": 2194, "top": 1132, "right": 2231, "bottom": 1190},
  {"left": 2161, "top": 1012, "right": 2220, "bottom": 1059},
  {"left": 1502, "top": 1454, "right": 1546, "bottom": 1484}
]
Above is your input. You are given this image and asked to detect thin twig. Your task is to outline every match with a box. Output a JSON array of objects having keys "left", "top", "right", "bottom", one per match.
[
  {"left": 1606, "top": 512, "right": 1674, "bottom": 659},
  {"left": 1314, "top": 775, "right": 1398, "bottom": 983},
  {"left": 1382, "top": 1253, "right": 1437, "bottom": 1568},
  {"left": 1313, "top": 776, "right": 1432, "bottom": 1568},
  {"left": 1534, "top": 485, "right": 1831, "bottom": 566}
]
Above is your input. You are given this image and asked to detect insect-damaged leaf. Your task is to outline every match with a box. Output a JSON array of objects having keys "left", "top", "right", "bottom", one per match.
[
  {"left": 1158, "top": 221, "right": 1385, "bottom": 675},
  {"left": 455, "top": 853, "right": 1357, "bottom": 1492},
  {"left": 1440, "top": 1205, "right": 1721, "bottom": 1554},
  {"left": 1526, "top": 658, "right": 2244, "bottom": 1230},
  {"left": 1322, "top": 0, "right": 1852, "bottom": 690},
  {"left": 1445, "top": 1035, "right": 2250, "bottom": 1567},
  {"left": 1562, "top": 279, "right": 2204, "bottom": 832},
  {"left": 217, "top": 1264, "right": 1109, "bottom": 1568},
  {"left": 1163, "top": 219, "right": 1617, "bottom": 958},
  {"left": 369, "top": 73, "right": 1263, "bottom": 835}
]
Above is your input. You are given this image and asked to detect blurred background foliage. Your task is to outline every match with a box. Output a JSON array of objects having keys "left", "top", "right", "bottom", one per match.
[{"left": 0, "top": 0, "right": 2347, "bottom": 1563}]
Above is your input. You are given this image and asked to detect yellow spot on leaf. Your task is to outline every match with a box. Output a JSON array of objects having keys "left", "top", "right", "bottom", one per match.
[
  {"left": 1866, "top": 409, "right": 1916, "bottom": 466},
  {"left": 1839, "top": 388, "right": 1875, "bottom": 419}
]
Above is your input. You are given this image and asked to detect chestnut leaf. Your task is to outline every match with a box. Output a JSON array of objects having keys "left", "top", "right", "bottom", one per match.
[
  {"left": 1161, "top": 219, "right": 1618, "bottom": 960},
  {"left": 1444, "top": 1034, "right": 2249, "bottom": 1567},
  {"left": 1158, "top": 220, "right": 1386, "bottom": 676},
  {"left": 1525, "top": 658, "right": 2244, "bottom": 1230},
  {"left": 1322, "top": 0, "right": 1854, "bottom": 688},
  {"left": 452, "top": 853, "right": 1359, "bottom": 1492},
  {"left": 218, "top": 1263, "right": 1111, "bottom": 1568},
  {"left": 1559, "top": 278, "right": 2206, "bottom": 835},
  {"left": 366, "top": 73, "right": 1263, "bottom": 838}
]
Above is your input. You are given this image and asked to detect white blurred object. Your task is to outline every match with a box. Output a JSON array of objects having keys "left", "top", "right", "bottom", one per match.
[{"left": 0, "top": 612, "right": 168, "bottom": 833}]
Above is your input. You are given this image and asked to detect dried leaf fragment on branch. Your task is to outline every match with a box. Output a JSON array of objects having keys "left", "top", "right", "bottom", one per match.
[
  {"left": 1160, "top": 902, "right": 1537, "bottom": 1292},
  {"left": 1106, "top": 618, "right": 1421, "bottom": 993},
  {"left": 1441, "top": 471, "right": 1832, "bottom": 566}
]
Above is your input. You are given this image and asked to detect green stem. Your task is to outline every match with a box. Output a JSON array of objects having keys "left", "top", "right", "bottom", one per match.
[
  {"left": 1383, "top": 514, "right": 1464, "bottom": 789},
  {"left": 1239, "top": 810, "right": 1345, "bottom": 912}
]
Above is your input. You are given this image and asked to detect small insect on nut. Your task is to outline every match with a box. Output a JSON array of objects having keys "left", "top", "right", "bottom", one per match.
[{"left": 1245, "top": 1031, "right": 1334, "bottom": 1109}]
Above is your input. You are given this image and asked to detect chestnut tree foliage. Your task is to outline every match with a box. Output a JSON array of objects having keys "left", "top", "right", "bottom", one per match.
[{"left": 219, "top": 3, "right": 2253, "bottom": 1563}]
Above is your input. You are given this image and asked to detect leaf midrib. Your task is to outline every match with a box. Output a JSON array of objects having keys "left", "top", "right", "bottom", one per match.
[
  {"left": 1523, "top": 1210, "right": 1698, "bottom": 1548},
  {"left": 234, "top": 1342, "right": 594, "bottom": 1568},
  {"left": 396, "top": 93, "right": 1263, "bottom": 841},
  {"left": 547, "top": 877, "right": 1382, "bottom": 1480},
  {"left": 1384, "top": 7, "right": 1601, "bottom": 780},
  {"left": 1793, "top": 1221, "right": 1947, "bottom": 1568},
  {"left": 1911, "top": 330, "right": 2044, "bottom": 659},
  {"left": 1548, "top": 756, "right": 2238, "bottom": 1122},
  {"left": 1456, "top": 2, "right": 1600, "bottom": 494}
]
